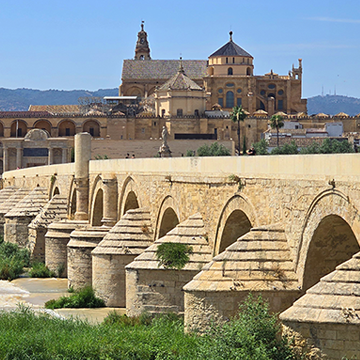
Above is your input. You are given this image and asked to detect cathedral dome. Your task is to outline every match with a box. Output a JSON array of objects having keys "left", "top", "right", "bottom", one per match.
[{"left": 209, "top": 31, "right": 252, "bottom": 58}]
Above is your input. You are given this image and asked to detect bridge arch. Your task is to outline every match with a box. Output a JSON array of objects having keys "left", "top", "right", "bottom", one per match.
[
  {"left": 49, "top": 176, "right": 61, "bottom": 200},
  {"left": 297, "top": 189, "right": 360, "bottom": 290},
  {"left": 67, "top": 177, "right": 76, "bottom": 217},
  {"left": 118, "top": 176, "right": 141, "bottom": 218},
  {"left": 89, "top": 175, "right": 104, "bottom": 226},
  {"left": 214, "top": 195, "right": 257, "bottom": 256},
  {"left": 155, "top": 196, "right": 180, "bottom": 239}
]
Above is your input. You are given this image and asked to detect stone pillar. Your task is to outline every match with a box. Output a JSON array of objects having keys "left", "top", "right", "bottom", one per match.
[
  {"left": 3, "top": 147, "right": 8, "bottom": 172},
  {"left": 74, "top": 133, "right": 91, "bottom": 221},
  {"left": 62, "top": 148, "right": 67, "bottom": 163},
  {"left": 16, "top": 147, "right": 22, "bottom": 169},
  {"left": 48, "top": 147, "right": 53, "bottom": 165},
  {"left": 101, "top": 176, "right": 117, "bottom": 227}
]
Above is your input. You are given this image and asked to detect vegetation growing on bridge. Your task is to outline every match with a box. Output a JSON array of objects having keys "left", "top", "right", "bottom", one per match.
[
  {"left": 252, "top": 138, "right": 354, "bottom": 155},
  {"left": 156, "top": 242, "right": 193, "bottom": 270},
  {"left": 0, "top": 295, "right": 296, "bottom": 360}
]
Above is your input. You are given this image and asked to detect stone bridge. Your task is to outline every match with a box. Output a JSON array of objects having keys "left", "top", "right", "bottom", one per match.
[{"left": 2, "top": 133, "right": 360, "bottom": 358}]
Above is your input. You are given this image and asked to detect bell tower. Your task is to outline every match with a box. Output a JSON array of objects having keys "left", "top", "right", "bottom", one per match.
[{"left": 135, "top": 21, "right": 151, "bottom": 60}]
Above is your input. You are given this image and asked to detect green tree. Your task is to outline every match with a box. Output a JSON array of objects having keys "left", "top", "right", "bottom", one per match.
[
  {"left": 196, "top": 142, "right": 231, "bottom": 156},
  {"left": 252, "top": 139, "right": 268, "bottom": 155},
  {"left": 269, "top": 115, "right": 285, "bottom": 148},
  {"left": 231, "top": 105, "right": 247, "bottom": 155}
]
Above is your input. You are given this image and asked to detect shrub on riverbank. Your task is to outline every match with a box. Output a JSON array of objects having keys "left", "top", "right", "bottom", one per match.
[
  {"left": 29, "top": 262, "right": 56, "bottom": 278},
  {"left": 45, "top": 286, "right": 105, "bottom": 309},
  {"left": 0, "top": 238, "right": 29, "bottom": 280}
]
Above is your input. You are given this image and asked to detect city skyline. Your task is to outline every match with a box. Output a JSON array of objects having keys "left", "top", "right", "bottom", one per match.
[{"left": 0, "top": 0, "right": 359, "bottom": 99}]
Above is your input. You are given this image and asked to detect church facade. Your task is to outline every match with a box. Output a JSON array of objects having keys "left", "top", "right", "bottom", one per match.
[{"left": 120, "top": 23, "right": 307, "bottom": 116}]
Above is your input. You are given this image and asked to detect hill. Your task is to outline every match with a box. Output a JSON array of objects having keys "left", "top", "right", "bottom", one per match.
[
  {"left": 307, "top": 95, "right": 360, "bottom": 116},
  {"left": 1, "top": 88, "right": 360, "bottom": 116},
  {"left": 0, "top": 88, "right": 119, "bottom": 111}
]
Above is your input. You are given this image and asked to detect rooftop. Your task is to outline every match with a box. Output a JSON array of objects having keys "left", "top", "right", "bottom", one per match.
[{"left": 209, "top": 32, "right": 253, "bottom": 58}]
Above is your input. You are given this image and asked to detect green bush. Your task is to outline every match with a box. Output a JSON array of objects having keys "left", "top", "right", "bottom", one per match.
[
  {"left": 252, "top": 139, "right": 269, "bottom": 155},
  {"left": 0, "top": 257, "right": 24, "bottom": 280},
  {"left": 156, "top": 242, "right": 193, "bottom": 270},
  {"left": 271, "top": 141, "right": 298, "bottom": 155},
  {"left": 0, "top": 238, "right": 30, "bottom": 280},
  {"left": 45, "top": 286, "right": 105, "bottom": 309},
  {"left": 198, "top": 295, "right": 294, "bottom": 360},
  {"left": 187, "top": 142, "right": 231, "bottom": 157},
  {"left": 29, "top": 262, "right": 56, "bottom": 278}
]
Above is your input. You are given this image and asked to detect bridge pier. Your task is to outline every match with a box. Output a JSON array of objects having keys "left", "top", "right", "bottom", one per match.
[
  {"left": 67, "top": 226, "right": 108, "bottom": 289},
  {"left": 92, "top": 207, "right": 153, "bottom": 307},
  {"left": 183, "top": 225, "right": 302, "bottom": 332},
  {"left": 126, "top": 213, "right": 212, "bottom": 317}
]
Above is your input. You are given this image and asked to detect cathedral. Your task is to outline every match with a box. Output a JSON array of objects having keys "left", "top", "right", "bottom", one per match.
[{"left": 120, "top": 22, "right": 307, "bottom": 116}]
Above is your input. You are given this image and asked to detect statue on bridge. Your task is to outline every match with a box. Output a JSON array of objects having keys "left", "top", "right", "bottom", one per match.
[{"left": 159, "top": 126, "right": 171, "bottom": 158}]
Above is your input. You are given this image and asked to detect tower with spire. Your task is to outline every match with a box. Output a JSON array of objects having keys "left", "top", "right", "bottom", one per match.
[{"left": 135, "top": 21, "right": 151, "bottom": 60}]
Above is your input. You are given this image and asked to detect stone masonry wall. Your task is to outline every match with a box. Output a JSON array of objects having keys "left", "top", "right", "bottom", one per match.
[
  {"left": 126, "top": 269, "right": 200, "bottom": 317},
  {"left": 282, "top": 322, "right": 360, "bottom": 360}
]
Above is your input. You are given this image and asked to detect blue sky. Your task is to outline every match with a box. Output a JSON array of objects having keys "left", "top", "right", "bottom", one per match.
[{"left": 0, "top": 0, "right": 359, "bottom": 98}]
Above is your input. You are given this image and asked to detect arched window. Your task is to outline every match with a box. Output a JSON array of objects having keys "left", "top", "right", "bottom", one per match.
[
  {"left": 227, "top": 67, "right": 233, "bottom": 75},
  {"left": 226, "top": 91, "right": 234, "bottom": 108},
  {"left": 247, "top": 67, "right": 251, "bottom": 76}
]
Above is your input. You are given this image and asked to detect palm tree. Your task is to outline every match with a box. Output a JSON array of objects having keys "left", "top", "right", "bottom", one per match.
[
  {"left": 269, "top": 115, "right": 284, "bottom": 148},
  {"left": 231, "top": 105, "right": 247, "bottom": 155}
]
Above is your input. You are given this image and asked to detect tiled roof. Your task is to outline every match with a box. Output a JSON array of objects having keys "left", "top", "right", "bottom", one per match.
[
  {"left": 122, "top": 59, "right": 207, "bottom": 80},
  {"left": 158, "top": 67, "right": 203, "bottom": 91},
  {"left": 0, "top": 111, "right": 51, "bottom": 118},
  {"left": 209, "top": 40, "right": 252, "bottom": 58},
  {"left": 29, "top": 105, "right": 81, "bottom": 114}
]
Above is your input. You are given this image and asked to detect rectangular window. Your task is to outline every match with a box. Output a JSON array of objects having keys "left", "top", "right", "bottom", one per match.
[
  {"left": 177, "top": 109, "right": 183, "bottom": 117},
  {"left": 278, "top": 100, "right": 284, "bottom": 110},
  {"left": 65, "top": 128, "right": 70, "bottom": 136},
  {"left": 218, "top": 98, "right": 223, "bottom": 107},
  {"left": 89, "top": 127, "right": 94, "bottom": 136},
  {"left": 237, "top": 98, "right": 242, "bottom": 106},
  {"left": 153, "top": 121, "right": 157, "bottom": 126},
  {"left": 141, "top": 128, "right": 145, "bottom": 133}
]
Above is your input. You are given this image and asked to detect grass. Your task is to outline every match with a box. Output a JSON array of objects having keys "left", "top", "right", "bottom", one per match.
[
  {"left": 0, "top": 295, "right": 297, "bottom": 360},
  {"left": 0, "top": 238, "right": 30, "bottom": 280},
  {"left": 45, "top": 286, "right": 105, "bottom": 309}
]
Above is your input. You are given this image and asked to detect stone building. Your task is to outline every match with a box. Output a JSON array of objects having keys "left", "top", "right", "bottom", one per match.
[
  {"left": 120, "top": 23, "right": 307, "bottom": 115},
  {"left": 1, "top": 128, "right": 71, "bottom": 172}
]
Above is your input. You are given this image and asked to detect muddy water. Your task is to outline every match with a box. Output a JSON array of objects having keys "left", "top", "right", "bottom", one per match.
[{"left": 0, "top": 277, "right": 125, "bottom": 323}]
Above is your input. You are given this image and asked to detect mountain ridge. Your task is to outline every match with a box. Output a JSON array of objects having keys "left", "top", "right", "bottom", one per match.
[{"left": 1, "top": 88, "right": 360, "bottom": 116}]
